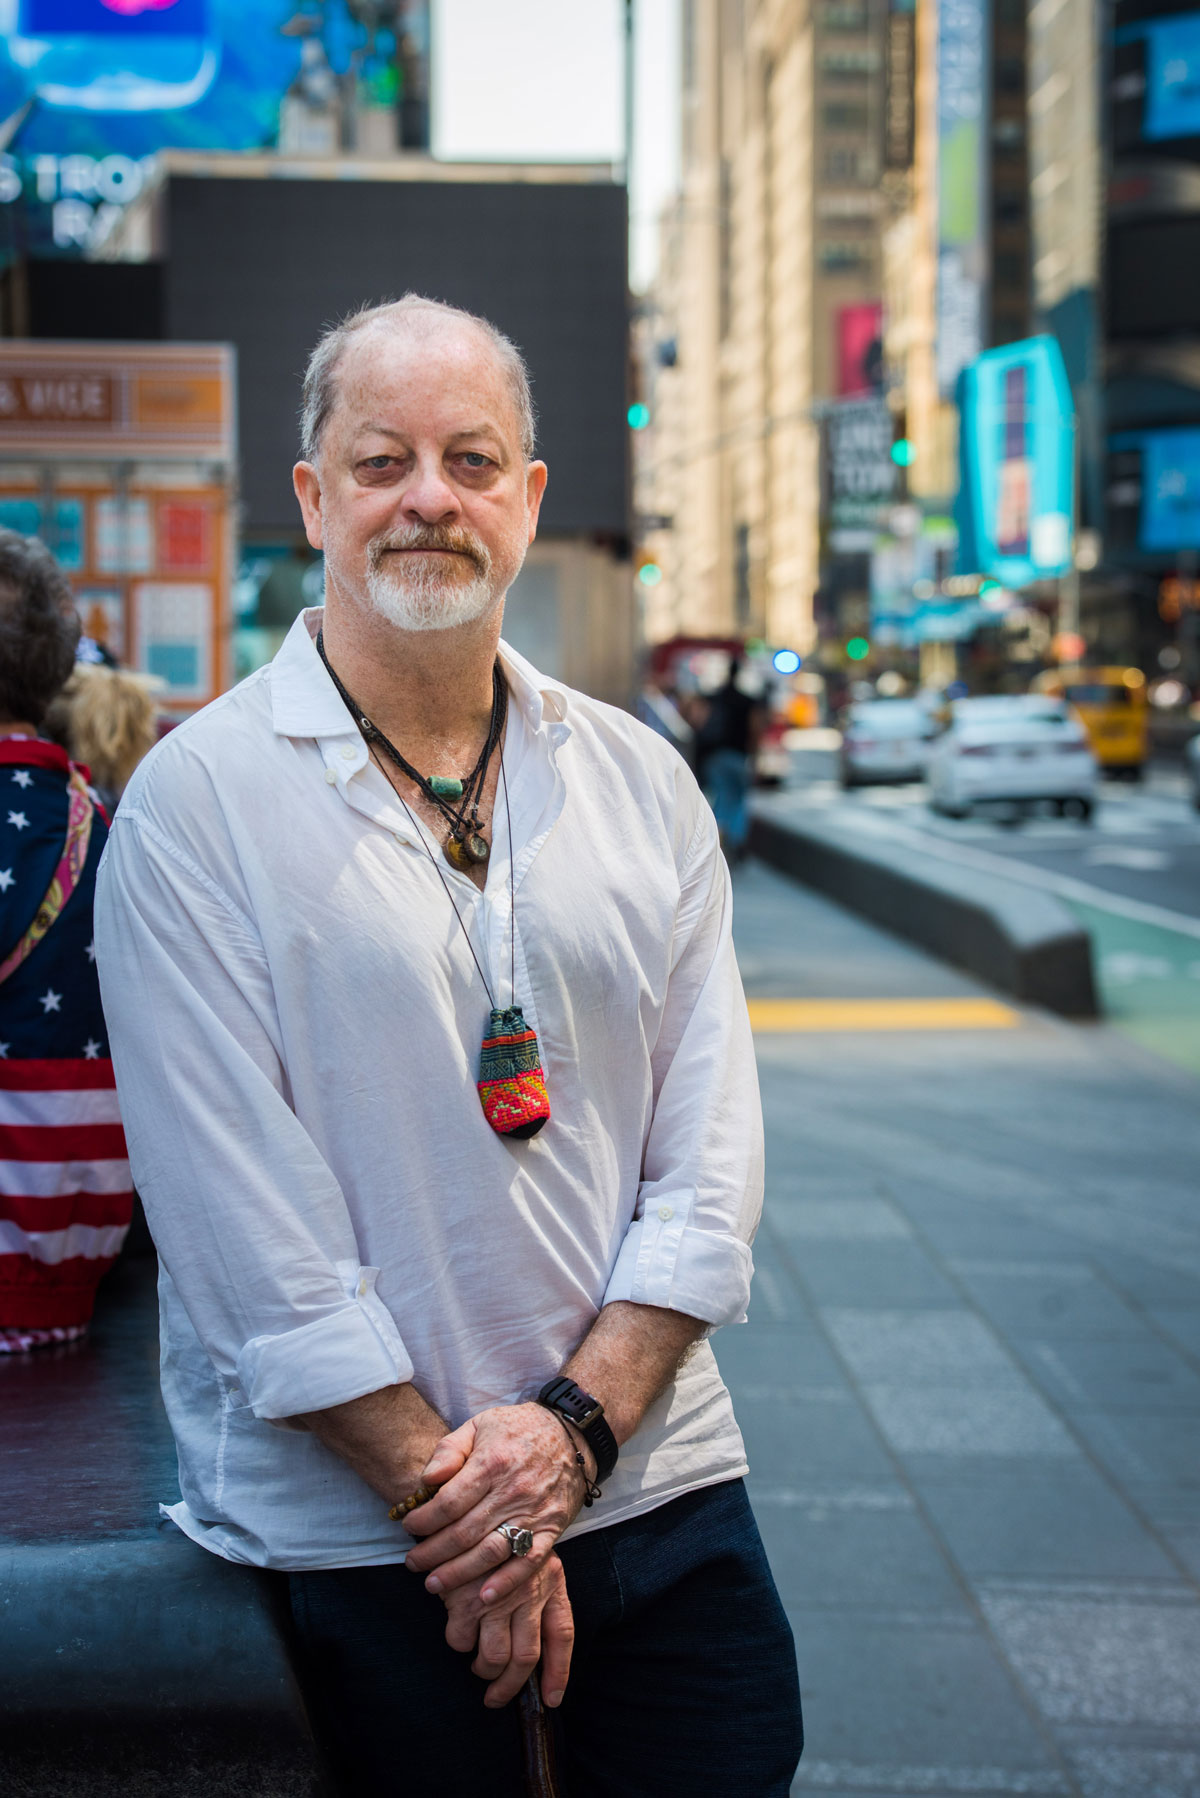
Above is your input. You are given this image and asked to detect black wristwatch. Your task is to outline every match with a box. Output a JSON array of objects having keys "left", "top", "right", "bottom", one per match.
[{"left": 536, "top": 1376, "right": 619, "bottom": 1484}]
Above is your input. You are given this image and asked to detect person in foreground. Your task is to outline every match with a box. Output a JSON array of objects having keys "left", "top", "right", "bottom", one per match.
[{"left": 95, "top": 295, "right": 803, "bottom": 1796}]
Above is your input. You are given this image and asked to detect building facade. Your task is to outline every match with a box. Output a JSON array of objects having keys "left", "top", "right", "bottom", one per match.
[{"left": 640, "top": 0, "right": 890, "bottom": 655}]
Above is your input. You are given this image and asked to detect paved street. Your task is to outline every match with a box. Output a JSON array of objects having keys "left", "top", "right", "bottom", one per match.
[
  {"left": 721, "top": 860, "right": 1200, "bottom": 1798},
  {"left": 759, "top": 745, "right": 1200, "bottom": 1079}
]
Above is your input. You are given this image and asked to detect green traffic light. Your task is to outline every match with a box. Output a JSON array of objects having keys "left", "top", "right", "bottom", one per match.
[
  {"left": 638, "top": 562, "right": 662, "bottom": 587},
  {"left": 890, "top": 439, "right": 916, "bottom": 468},
  {"left": 846, "top": 637, "right": 870, "bottom": 661},
  {"left": 627, "top": 403, "right": 651, "bottom": 431}
]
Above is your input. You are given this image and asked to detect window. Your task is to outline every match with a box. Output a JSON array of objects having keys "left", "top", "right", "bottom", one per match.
[
  {"left": 819, "top": 48, "right": 880, "bottom": 77},
  {"left": 824, "top": 147, "right": 862, "bottom": 181},
  {"left": 821, "top": 3, "right": 869, "bottom": 28},
  {"left": 824, "top": 102, "right": 870, "bottom": 131},
  {"left": 820, "top": 239, "right": 872, "bottom": 270}
]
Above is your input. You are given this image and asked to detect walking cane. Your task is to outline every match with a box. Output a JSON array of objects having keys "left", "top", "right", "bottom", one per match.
[{"left": 518, "top": 1670, "right": 563, "bottom": 1798}]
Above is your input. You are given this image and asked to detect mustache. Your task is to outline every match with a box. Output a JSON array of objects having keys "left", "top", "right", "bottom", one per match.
[{"left": 367, "top": 524, "right": 490, "bottom": 574}]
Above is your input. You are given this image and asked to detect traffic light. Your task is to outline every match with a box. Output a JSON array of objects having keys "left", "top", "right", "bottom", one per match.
[
  {"left": 890, "top": 439, "right": 916, "bottom": 468},
  {"left": 846, "top": 637, "right": 870, "bottom": 661},
  {"left": 627, "top": 403, "right": 651, "bottom": 431}
]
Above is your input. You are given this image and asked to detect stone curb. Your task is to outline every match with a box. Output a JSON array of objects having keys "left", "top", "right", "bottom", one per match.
[{"left": 749, "top": 809, "right": 1100, "bottom": 1018}]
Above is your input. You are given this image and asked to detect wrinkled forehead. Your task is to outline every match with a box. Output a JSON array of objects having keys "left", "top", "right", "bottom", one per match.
[{"left": 332, "top": 315, "right": 523, "bottom": 448}]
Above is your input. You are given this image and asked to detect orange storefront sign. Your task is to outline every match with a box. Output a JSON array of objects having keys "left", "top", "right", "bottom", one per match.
[{"left": 0, "top": 343, "right": 233, "bottom": 461}]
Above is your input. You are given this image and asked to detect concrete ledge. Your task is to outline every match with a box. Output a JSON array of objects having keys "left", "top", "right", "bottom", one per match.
[
  {"left": 1, "top": 1532, "right": 324, "bottom": 1797},
  {"left": 750, "top": 808, "right": 1099, "bottom": 1018},
  {"left": 1, "top": 1250, "right": 326, "bottom": 1797}
]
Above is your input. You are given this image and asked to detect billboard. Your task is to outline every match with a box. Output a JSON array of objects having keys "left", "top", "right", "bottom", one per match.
[
  {"left": 1109, "top": 426, "right": 1200, "bottom": 556},
  {"left": 935, "top": 0, "right": 988, "bottom": 397},
  {"left": 836, "top": 303, "right": 884, "bottom": 397},
  {"left": 0, "top": 0, "right": 391, "bottom": 261},
  {"left": 1113, "top": 13, "right": 1200, "bottom": 154},
  {"left": 956, "top": 336, "right": 1075, "bottom": 588},
  {"left": 824, "top": 396, "right": 895, "bottom": 549}
]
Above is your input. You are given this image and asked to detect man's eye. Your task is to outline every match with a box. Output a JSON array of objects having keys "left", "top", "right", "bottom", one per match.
[
  {"left": 462, "top": 453, "right": 491, "bottom": 469},
  {"left": 363, "top": 456, "right": 393, "bottom": 470}
]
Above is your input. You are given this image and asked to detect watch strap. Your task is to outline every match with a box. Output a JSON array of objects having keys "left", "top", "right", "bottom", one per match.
[{"left": 536, "top": 1375, "right": 619, "bottom": 1484}]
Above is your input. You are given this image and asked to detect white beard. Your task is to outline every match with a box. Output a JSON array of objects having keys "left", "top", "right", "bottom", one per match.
[{"left": 363, "top": 553, "right": 504, "bottom": 632}]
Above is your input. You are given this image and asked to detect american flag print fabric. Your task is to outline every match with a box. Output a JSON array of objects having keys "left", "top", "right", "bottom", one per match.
[{"left": 0, "top": 737, "right": 131, "bottom": 1351}]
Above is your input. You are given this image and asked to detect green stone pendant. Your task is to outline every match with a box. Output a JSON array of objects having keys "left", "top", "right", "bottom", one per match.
[{"left": 429, "top": 775, "right": 464, "bottom": 800}]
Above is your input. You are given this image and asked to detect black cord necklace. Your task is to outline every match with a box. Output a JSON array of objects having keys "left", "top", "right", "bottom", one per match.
[
  {"left": 316, "top": 633, "right": 551, "bottom": 1141},
  {"left": 316, "top": 627, "right": 506, "bottom": 870}
]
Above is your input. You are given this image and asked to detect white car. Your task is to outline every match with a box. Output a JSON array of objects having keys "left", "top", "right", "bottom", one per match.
[
  {"left": 927, "top": 695, "right": 1098, "bottom": 820},
  {"left": 840, "top": 699, "right": 935, "bottom": 787}
]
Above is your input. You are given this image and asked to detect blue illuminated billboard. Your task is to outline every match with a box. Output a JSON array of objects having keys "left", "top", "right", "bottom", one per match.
[
  {"left": 0, "top": 0, "right": 403, "bottom": 263},
  {"left": 1144, "top": 13, "right": 1200, "bottom": 141},
  {"left": 1140, "top": 428, "right": 1200, "bottom": 551},
  {"left": 956, "top": 336, "right": 1076, "bottom": 588}
]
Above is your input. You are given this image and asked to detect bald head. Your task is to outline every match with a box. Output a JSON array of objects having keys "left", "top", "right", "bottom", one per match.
[{"left": 300, "top": 295, "right": 536, "bottom": 467}]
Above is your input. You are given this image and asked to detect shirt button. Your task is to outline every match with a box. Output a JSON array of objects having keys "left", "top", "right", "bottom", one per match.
[
  {"left": 340, "top": 745, "right": 356, "bottom": 761},
  {"left": 324, "top": 767, "right": 337, "bottom": 785},
  {"left": 657, "top": 1205, "right": 674, "bottom": 1222}
]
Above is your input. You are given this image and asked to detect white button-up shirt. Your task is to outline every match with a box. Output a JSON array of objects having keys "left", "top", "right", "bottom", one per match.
[{"left": 94, "top": 609, "right": 762, "bottom": 1570}]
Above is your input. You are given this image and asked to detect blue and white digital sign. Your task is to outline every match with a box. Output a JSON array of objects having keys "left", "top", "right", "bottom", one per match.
[
  {"left": 956, "top": 336, "right": 1075, "bottom": 589},
  {"left": 1140, "top": 428, "right": 1200, "bottom": 551},
  {"left": 1144, "top": 13, "right": 1200, "bottom": 142}
]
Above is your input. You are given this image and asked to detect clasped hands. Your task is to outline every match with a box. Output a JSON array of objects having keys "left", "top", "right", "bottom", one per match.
[{"left": 403, "top": 1401, "right": 594, "bottom": 1710}]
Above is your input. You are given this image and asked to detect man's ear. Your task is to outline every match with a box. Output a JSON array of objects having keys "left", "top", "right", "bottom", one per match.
[
  {"left": 525, "top": 460, "right": 549, "bottom": 545},
  {"left": 293, "top": 462, "right": 325, "bottom": 551}
]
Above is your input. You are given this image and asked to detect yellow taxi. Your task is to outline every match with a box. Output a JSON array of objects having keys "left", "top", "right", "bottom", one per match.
[{"left": 1031, "top": 666, "right": 1148, "bottom": 777}]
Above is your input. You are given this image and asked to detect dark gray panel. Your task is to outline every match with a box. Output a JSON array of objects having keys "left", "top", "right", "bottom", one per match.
[{"left": 163, "top": 175, "right": 630, "bottom": 538}]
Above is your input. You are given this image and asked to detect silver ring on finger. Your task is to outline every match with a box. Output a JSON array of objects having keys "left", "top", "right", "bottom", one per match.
[{"left": 495, "top": 1522, "right": 534, "bottom": 1558}]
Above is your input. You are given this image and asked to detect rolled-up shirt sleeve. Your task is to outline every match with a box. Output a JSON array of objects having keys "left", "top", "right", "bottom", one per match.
[
  {"left": 602, "top": 804, "right": 763, "bottom": 1328},
  {"left": 95, "top": 808, "right": 414, "bottom": 1420}
]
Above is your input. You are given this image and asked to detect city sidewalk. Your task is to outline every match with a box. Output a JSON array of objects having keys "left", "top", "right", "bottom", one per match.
[{"left": 721, "top": 861, "right": 1200, "bottom": 1798}]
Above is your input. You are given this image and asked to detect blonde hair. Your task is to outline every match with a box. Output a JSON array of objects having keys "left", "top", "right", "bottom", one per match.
[{"left": 48, "top": 665, "right": 159, "bottom": 798}]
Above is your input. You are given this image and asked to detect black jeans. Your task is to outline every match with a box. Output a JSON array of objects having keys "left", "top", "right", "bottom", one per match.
[{"left": 286, "top": 1478, "right": 803, "bottom": 1797}]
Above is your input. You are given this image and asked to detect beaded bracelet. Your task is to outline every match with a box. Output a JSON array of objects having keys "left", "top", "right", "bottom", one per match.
[
  {"left": 388, "top": 1481, "right": 438, "bottom": 1522},
  {"left": 547, "top": 1411, "right": 603, "bottom": 1509}
]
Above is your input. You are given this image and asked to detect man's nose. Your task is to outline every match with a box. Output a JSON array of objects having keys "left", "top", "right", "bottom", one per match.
[{"left": 400, "top": 456, "right": 461, "bottom": 523}]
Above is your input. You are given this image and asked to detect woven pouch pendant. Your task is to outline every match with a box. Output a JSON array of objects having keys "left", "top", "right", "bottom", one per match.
[{"left": 478, "top": 1005, "right": 551, "bottom": 1139}]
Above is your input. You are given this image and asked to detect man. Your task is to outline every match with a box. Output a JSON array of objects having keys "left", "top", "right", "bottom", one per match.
[{"left": 96, "top": 295, "right": 802, "bottom": 1796}]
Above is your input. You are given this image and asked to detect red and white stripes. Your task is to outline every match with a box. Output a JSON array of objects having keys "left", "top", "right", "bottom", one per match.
[{"left": 0, "top": 1058, "right": 133, "bottom": 1334}]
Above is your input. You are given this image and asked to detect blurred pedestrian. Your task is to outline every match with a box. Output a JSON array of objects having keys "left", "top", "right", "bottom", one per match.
[
  {"left": 0, "top": 530, "right": 132, "bottom": 1354},
  {"left": 694, "top": 656, "right": 763, "bottom": 862},
  {"left": 44, "top": 664, "right": 160, "bottom": 816},
  {"left": 96, "top": 296, "right": 802, "bottom": 1796}
]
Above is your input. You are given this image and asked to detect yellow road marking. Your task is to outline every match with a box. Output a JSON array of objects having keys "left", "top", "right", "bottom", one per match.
[{"left": 747, "top": 997, "right": 1021, "bottom": 1033}]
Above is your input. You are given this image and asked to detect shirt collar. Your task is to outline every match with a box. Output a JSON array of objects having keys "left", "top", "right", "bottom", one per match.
[{"left": 269, "top": 607, "right": 572, "bottom": 745}]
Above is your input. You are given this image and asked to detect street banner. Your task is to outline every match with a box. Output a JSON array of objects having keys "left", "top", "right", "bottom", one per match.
[{"left": 935, "top": 0, "right": 989, "bottom": 396}]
